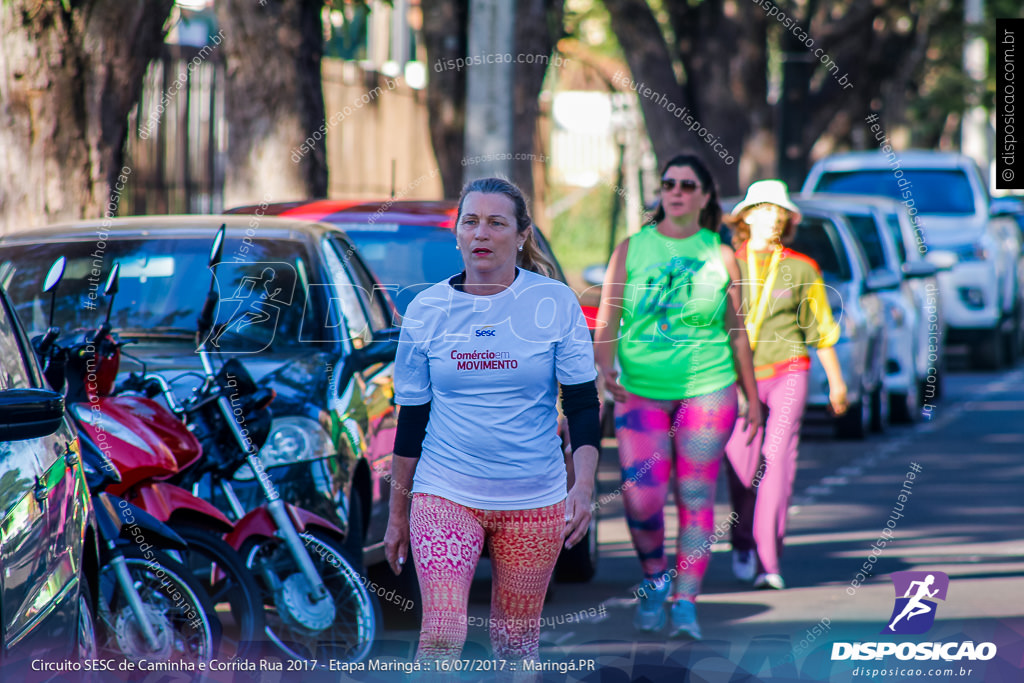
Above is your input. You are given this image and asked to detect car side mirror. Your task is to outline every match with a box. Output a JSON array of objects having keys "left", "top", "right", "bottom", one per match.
[
  {"left": 901, "top": 261, "right": 938, "bottom": 279},
  {"left": 0, "top": 388, "right": 65, "bottom": 441},
  {"left": 334, "top": 328, "right": 400, "bottom": 396},
  {"left": 359, "top": 327, "right": 401, "bottom": 368},
  {"left": 864, "top": 270, "right": 901, "bottom": 293}
]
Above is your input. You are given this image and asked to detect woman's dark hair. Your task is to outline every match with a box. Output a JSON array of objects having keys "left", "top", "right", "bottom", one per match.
[
  {"left": 650, "top": 153, "right": 723, "bottom": 231},
  {"left": 456, "top": 177, "right": 556, "bottom": 278}
]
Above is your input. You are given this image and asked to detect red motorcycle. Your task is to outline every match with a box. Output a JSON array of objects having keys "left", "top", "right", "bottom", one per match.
[
  {"left": 57, "top": 263, "right": 265, "bottom": 661},
  {"left": 120, "top": 228, "right": 378, "bottom": 665}
]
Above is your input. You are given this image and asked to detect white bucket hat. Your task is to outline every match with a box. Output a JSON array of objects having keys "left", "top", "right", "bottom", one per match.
[{"left": 731, "top": 179, "right": 800, "bottom": 216}]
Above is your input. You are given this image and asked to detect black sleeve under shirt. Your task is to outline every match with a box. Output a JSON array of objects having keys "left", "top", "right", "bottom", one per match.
[
  {"left": 393, "top": 402, "right": 431, "bottom": 459},
  {"left": 560, "top": 380, "right": 601, "bottom": 452}
]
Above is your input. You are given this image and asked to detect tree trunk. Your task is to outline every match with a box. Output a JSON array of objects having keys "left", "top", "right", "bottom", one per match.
[
  {"left": 215, "top": 0, "right": 326, "bottom": 207},
  {"left": 421, "top": 0, "right": 469, "bottom": 199},
  {"left": 603, "top": 0, "right": 691, "bottom": 165},
  {"left": 0, "top": 0, "right": 173, "bottom": 233},
  {"left": 510, "top": 0, "right": 565, "bottom": 203}
]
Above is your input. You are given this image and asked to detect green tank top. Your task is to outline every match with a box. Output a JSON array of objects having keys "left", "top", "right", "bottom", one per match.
[{"left": 618, "top": 227, "right": 737, "bottom": 399}]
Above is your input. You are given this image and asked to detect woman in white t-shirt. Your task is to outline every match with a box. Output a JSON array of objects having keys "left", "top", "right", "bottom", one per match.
[{"left": 384, "top": 177, "right": 602, "bottom": 672}]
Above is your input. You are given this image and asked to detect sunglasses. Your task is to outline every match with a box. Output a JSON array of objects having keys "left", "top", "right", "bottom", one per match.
[{"left": 660, "top": 178, "right": 701, "bottom": 193}]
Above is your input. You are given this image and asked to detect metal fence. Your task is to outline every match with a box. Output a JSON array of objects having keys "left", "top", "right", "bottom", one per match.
[{"left": 122, "top": 44, "right": 225, "bottom": 216}]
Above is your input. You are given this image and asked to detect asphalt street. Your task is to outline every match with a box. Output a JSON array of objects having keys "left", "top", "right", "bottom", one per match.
[{"left": 367, "top": 353, "right": 1024, "bottom": 683}]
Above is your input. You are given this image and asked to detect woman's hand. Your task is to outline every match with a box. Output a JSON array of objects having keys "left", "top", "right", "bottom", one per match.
[
  {"left": 384, "top": 513, "right": 410, "bottom": 575},
  {"left": 741, "top": 394, "right": 763, "bottom": 445},
  {"left": 562, "top": 482, "right": 594, "bottom": 549},
  {"left": 829, "top": 381, "right": 849, "bottom": 416},
  {"left": 599, "top": 366, "right": 628, "bottom": 403}
]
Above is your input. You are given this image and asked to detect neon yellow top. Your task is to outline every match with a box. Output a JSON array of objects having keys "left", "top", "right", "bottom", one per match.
[{"left": 617, "top": 227, "right": 737, "bottom": 400}]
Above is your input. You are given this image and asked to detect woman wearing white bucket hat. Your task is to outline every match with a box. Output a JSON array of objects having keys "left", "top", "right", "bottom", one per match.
[{"left": 723, "top": 179, "right": 849, "bottom": 590}]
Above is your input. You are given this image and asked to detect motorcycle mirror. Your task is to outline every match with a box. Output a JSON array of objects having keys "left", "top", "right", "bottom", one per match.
[
  {"left": 198, "top": 225, "right": 226, "bottom": 344},
  {"left": 209, "top": 225, "right": 226, "bottom": 270},
  {"left": 104, "top": 263, "right": 120, "bottom": 296},
  {"left": 103, "top": 263, "right": 120, "bottom": 325},
  {"left": 43, "top": 257, "right": 66, "bottom": 293},
  {"left": 43, "top": 257, "right": 66, "bottom": 330}
]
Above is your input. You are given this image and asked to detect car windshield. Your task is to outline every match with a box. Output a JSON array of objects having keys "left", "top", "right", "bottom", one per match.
[
  {"left": 340, "top": 224, "right": 464, "bottom": 314},
  {"left": 815, "top": 170, "right": 976, "bottom": 215},
  {"left": 0, "top": 237, "right": 330, "bottom": 352},
  {"left": 789, "top": 217, "right": 852, "bottom": 282},
  {"left": 338, "top": 223, "right": 565, "bottom": 315}
]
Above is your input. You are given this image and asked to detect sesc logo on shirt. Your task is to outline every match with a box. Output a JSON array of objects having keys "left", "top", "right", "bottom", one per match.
[{"left": 475, "top": 327, "right": 497, "bottom": 337}]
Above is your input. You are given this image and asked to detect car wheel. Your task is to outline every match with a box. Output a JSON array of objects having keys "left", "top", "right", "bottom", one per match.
[
  {"left": 554, "top": 488, "right": 599, "bottom": 583},
  {"left": 891, "top": 380, "right": 921, "bottom": 424},
  {"left": 971, "top": 331, "right": 1004, "bottom": 370},
  {"left": 343, "top": 488, "right": 366, "bottom": 566},
  {"left": 76, "top": 579, "right": 98, "bottom": 663},
  {"left": 1002, "top": 315, "right": 1020, "bottom": 367},
  {"left": 870, "top": 386, "right": 889, "bottom": 433},
  {"left": 835, "top": 394, "right": 870, "bottom": 440}
]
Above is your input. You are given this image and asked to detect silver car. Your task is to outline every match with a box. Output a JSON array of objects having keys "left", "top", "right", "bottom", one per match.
[
  {"left": 797, "top": 194, "right": 944, "bottom": 423},
  {"left": 803, "top": 151, "right": 1023, "bottom": 370},
  {"left": 720, "top": 198, "right": 889, "bottom": 439}
]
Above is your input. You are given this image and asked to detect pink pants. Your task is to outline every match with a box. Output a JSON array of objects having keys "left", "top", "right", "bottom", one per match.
[
  {"left": 409, "top": 493, "right": 564, "bottom": 665},
  {"left": 724, "top": 369, "right": 809, "bottom": 575},
  {"left": 615, "top": 385, "right": 738, "bottom": 600}
]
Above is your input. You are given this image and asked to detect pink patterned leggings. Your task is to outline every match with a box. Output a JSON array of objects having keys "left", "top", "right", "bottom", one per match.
[
  {"left": 409, "top": 493, "right": 565, "bottom": 664},
  {"left": 615, "top": 384, "right": 738, "bottom": 600}
]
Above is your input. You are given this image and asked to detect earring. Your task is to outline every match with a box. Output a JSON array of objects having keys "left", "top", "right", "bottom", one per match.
[
  {"left": 518, "top": 244, "right": 524, "bottom": 252},
  {"left": 455, "top": 243, "right": 460, "bottom": 250}
]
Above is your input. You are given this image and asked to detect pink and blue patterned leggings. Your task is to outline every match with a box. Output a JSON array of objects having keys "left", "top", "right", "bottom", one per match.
[
  {"left": 615, "top": 384, "right": 738, "bottom": 600},
  {"left": 409, "top": 493, "right": 564, "bottom": 664}
]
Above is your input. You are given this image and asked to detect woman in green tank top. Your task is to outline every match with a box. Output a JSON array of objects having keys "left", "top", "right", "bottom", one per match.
[{"left": 594, "top": 153, "right": 760, "bottom": 639}]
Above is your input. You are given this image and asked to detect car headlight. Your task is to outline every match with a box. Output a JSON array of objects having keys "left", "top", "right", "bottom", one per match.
[{"left": 258, "top": 416, "right": 338, "bottom": 468}]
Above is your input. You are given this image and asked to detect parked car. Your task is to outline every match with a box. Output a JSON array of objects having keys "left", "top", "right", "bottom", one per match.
[
  {"left": 720, "top": 199, "right": 890, "bottom": 439},
  {"left": 0, "top": 217, "right": 399, "bottom": 601},
  {"left": 226, "top": 200, "right": 600, "bottom": 583},
  {"left": 802, "top": 151, "right": 1024, "bottom": 369},
  {"left": 796, "top": 194, "right": 944, "bottom": 422},
  {"left": 0, "top": 276, "right": 99, "bottom": 670}
]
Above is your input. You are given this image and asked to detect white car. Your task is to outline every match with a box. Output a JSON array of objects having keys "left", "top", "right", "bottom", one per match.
[
  {"left": 803, "top": 151, "right": 1023, "bottom": 369},
  {"left": 797, "top": 194, "right": 944, "bottom": 423}
]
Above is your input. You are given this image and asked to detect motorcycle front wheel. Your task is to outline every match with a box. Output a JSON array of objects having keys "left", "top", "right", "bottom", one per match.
[
  {"left": 172, "top": 524, "right": 266, "bottom": 661},
  {"left": 242, "top": 530, "right": 379, "bottom": 666},
  {"left": 97, "top": 546, "right": 220, "bottom": 666}
]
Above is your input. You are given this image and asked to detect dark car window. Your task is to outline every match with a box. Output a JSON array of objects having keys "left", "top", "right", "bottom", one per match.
[
  {"left": 844, "top": 213, "right": 888, "bottom": 272},
  {"left": 0, "top": 294, "right": 32, "bottom": 390},
  {"left": 328, "top": 238, "right": 395, "bottom": 331},
  {"left": 815, "top": 170, "right": 975, "bottom": 215},
  {"left": 341, "top": 225, "right": 466, "bottom": 315},
  {"left": 0, "top": 238, "right": 330, "bottom": 353},
  {"left": 788, "top": 217, "right": 852, "bottom": 281},
  {"left": 885, "top": 213, "right": 908, "bottom": 263},
  {"left": 341, "top": 223, "right": 567, "bottom": 315},
  {"left": 322, "top": 238, "right": 374, "bottom": 347}
]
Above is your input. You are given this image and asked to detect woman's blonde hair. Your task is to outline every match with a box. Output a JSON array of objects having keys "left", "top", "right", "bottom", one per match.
[
  {"left": 724, "top": 203, "right": 800, "bottom": 250},
  {"left": 456, "top": 177, "right": 557, "bottom": 278}
]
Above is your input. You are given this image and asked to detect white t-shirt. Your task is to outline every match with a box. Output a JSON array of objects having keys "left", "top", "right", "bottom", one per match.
[{"left": 394, "top": 268, "right": 597, "bottom": 510}]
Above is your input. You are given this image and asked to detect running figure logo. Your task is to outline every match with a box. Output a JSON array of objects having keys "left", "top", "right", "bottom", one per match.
[
  {"left": 882, "top": 571, "right": 949, "bottom": 635},
  {"left": 207, "top": 263, "right": 296, "bottom": 353}
]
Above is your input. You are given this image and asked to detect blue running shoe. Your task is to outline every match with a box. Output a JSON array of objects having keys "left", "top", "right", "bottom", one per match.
[
  {"left": 633, "top": 578, "right": 670, "bottom": 632},
  {"left": 669, "top": 599, "right": 702, "bottom": 640}
]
